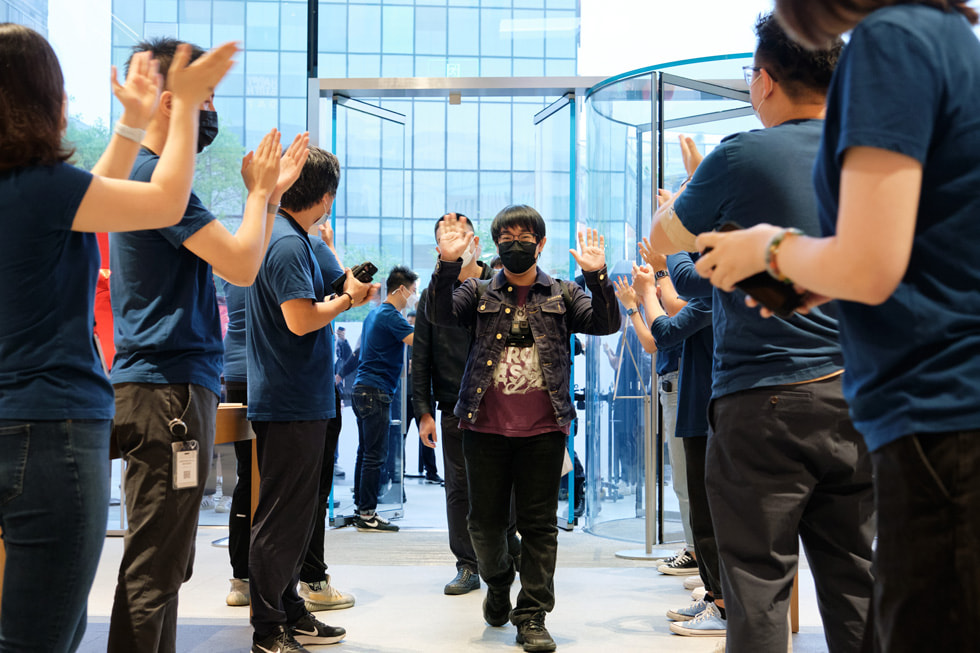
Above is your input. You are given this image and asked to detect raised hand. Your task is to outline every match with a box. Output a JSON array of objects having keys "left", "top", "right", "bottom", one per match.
[
  {"left": 613, "top": 276, "right": 639, "bottom": 310},
  {"left": 437, "top": 213, "right": 473, "bottom": 262},
  {"left": 168, "top": 41, "right": 239, "bottom": 107},
  {"left": 657, "top": 188, "right": 673, "bottom": 208},
  {"left": 241, "top": 129, "right": 282, "bottom": 195},
  {"left": 631, "top": 263, "right": 657, "bottom": 295},
  {"left": 273, "top": 132, "right": 310, "bottom": 202},
  {"left": 638, "top": 237, "right": 667, "bottom": 271},
  {"left": 679, "top": 134, "right": 703, "bottom": 178},
  {"left": 318, "top": 222, "right": 334, "bottom": 249},
  {"left": 112, "top": 51, "right": 161, "bottom": 128},
  {"left": 570, "top": 228, "right": 605, "bottom": 272}
]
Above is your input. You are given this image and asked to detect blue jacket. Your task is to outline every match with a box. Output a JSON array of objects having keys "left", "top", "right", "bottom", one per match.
[{"left": 431, "top": 259, "right": 620, "bottom": 428}]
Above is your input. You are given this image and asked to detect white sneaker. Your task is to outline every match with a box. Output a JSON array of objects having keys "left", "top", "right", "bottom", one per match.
[
  {"left": 691, "top": 586, "right": 707, "bottom": 601},
  {"left": 299, "top": 575, "right": 356, "bottom": 611},
  {"left": 226, "top": 578, "right": 249, "bottom": 606},
  {"left": 668, "top": 601, "right": 726, "bottom": 637},
  {"left": 215, "top": 495, "right": 233, "bottom": 513},
  {"left": 683, "top": 575, "right": 705, "bottom": 590},
  {"left": 200, "top": 495, "right": 216, "bottom": 510}
]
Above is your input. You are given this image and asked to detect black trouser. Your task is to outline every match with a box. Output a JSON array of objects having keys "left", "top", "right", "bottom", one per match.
[
  {"left": 249, "top": 420, "right": 326, "bottom": 639},
  {"left": 683, "top": 435, "right": 722, "bottom": 599},
  {"left": 706, "top": 375, "right": 873, "bottom": 653},
  {"left": 463, "top": 429, "right": 565, "bottom": 624},
  {"left": 870, "top": 430, "right": 980, "bottom": 652},
  {"left": 301, "top": 389, "right": 342, "bottom": 584}
]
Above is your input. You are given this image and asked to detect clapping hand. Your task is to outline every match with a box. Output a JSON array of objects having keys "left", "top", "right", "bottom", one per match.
[
  {"left": 112, "top": 51, "right": 161, "bottom": 129},
  {"left": 637, "top": 237, "right": 667, "bottom": 271},
  {"left": 273, "top": 132, "right": 310, "bottom": 203},
  {"left": 570, "top": 228, "right": 606, "bottom": 272},
  {"left": 241, "top": 129, "right": 282, "bottom": 196},
  {"left": 168, "top": 41, "right": 239, "bottom": 107},
  {"left": 613, "top": 276, "right": 639, "bottom": 310}
]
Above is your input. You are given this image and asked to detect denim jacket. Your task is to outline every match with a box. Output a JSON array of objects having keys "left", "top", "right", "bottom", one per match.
[{"left": 431, "top": 259, "right": 621, "bottom": 429}]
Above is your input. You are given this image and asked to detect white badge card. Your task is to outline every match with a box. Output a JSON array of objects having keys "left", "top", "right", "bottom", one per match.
[{"left": 172, "top": 440, "right": 199, "bottom": 490}]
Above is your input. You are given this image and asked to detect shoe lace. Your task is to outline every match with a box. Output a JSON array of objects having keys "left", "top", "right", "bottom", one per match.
[
  {"left": 524, "top": 616, "right": 547, "bottom": 634},
  {"left": 688, "top": 602, "right": 719, "bottom": 624},
  {"left": 668, "top": 551, "right": 693, "bottom": 567}
]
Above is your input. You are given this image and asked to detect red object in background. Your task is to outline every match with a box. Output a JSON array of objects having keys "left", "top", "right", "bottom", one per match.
[{"left": 94, "top": 233, "right": 115, "bottom": 370}]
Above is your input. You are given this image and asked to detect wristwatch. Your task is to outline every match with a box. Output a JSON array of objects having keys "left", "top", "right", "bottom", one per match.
[
  {"left": 655, "top": 270, "right": 669, "bottom": 280},
  {"left": 626, "top": 307, "right": 637, "bottom": 316}
]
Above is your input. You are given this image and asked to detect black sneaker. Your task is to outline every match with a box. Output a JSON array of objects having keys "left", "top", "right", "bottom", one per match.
[
  {"left": 425, "top": 474, "right": 444, "bottom": 484},
  {"left": 252, "top": 626, "right": 309, "bottom": 653},
  {"left": 658, "top": 549, "right": 699, "bottom": 576},
  {"left": 445, "top": 568, "right": 481, "bottom": 595},
  {"left": 483, "top": 584, "right": 512, "bottom": 627},
  {"left": 290, "top": 612, "right": 346, "bottom": 646},
  {"left": 516, "top": 613, "right": 556, "bottom": 652},
  {"left": 354, "top": 512, "right": 399, "bottom": 532}
]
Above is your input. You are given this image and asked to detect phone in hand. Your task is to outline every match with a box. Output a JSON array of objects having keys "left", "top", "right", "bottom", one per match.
[
  {"left": 331, "top": 261, "right": 378, "bottom": 296},
  {"left": 709, "top": 222, "right": 804, "bottom": 318}
]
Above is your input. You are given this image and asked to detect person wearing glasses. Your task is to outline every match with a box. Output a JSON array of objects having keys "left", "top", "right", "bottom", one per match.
[
  {"left": 694, "top": 1, "right": 980, "bottom": 650},
  {"left": 432, "top": 206, "right": 620, "bottom": 653},
  {"left": 650, "top": 15, "right": 874, "bottom": 653}
]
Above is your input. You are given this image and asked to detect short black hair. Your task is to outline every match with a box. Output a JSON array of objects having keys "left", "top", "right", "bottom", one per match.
[
  {"left": 490, "top": 205, "right": 546, "bottom": 244},
  {"left": 490, "top": 255, "right": 503, "bottom": 269},
  {"left": 407, "top": 310, "right": 417, "bottom": 318},
  {"left": 280, "top": 146, "right": 341, "bottom": 212},
  {"left": 128, "top": 37, "right": 205, "bottom": 90},
  {"left": 754, "top": 12, "right": 842, "bottom": 101},
  {"left": 434, "top": 212, "right": 473, "bottom": 240},
  {"left": 0, "top": 23, "right": 73, "bottom": 170},
  {"left": 386, "top": 265, "right": 418, "bottom": 294},
  {"left": 337, "top": 326, "right": 345, "bottom": 331}
]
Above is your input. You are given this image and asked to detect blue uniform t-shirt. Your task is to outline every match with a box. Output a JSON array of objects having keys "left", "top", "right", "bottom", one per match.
[
  {"left": 0, "top": 163, "right": 113, "bottom": 420},
  {"left": 110, "top": 147, "right": 222, "bottom": 395},
  {"left": 310, "top": 235, "right": 344, "bottom": 417},
  {"left": 246, "top": 214, "right": 333, "bottom": 421},
  {"left": 673, "top": 120, "right": 843, "bottom": 398},
  {"left": 354, "top": 302, "right": 414, "bottom": 394},
  {"left": 221, "top": 279, "right": 247, "bottom": 384},
  {"left": 814, "top": 5, "right": 980, "bottom": 451}
]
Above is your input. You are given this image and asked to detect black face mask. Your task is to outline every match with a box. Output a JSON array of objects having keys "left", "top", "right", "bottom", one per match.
[
  {"left": 197, "top": 110, "right": 219, "bottom": 153},
  {"left": 498, "top": 240, "right": 538, "bottom": 275}
]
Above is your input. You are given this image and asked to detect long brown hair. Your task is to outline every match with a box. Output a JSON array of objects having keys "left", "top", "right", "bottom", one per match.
[
  {"left": 0, "top": 23, "right": 74, "bottom": 171},
  {"left": 775, "top": 0, "right": 979, "bottom": 49}
]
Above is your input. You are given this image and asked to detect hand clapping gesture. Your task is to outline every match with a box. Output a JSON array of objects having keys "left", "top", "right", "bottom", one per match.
[
  {"left": 570, "top": 228, "right": 606, "bottom": 272},
  {"left": 240, "top": 129, "right": 282, "bottom": 196},
  {"left": 111, "top": 51, "right": 161, "bottom": 129},
  {"left": 168, "top": 41, "right": 239, "bottom": 107},
  {"left": 613, "top": 276, "right": 639, "bottom": 311}
]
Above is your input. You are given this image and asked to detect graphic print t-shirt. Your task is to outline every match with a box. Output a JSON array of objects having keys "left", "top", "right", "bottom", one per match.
[{"left": 465, "top": 286, "right": 562, "bottom": 437}]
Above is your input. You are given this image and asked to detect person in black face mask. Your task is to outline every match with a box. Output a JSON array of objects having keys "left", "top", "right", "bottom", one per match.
[
  {"left": 429, "top": 205, "right": 621, "bottom": 653},
  {"left": 197, "top": 106, "right": 219, "bottom": 152}
]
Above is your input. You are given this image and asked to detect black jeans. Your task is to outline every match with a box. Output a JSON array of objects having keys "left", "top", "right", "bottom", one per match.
[
  {"left": 706, "top": 375, "right": 874, "bottom": 653},
  {"left": 683, "top": 435, "right": 722, "bottom": 599},
  {"left": 870, "top": 430, "right": 980, "bottom": 652},
  {"left": 249, "top": 420, "right": 326, "bottom": 639},
  {"left": 352, "top": 385, "right": 392, "bottom": 514},
  {"left": 463, "top": 429, "right": 565, "bottom": 623},
  {"left": 301, "top": 389, "right": 342, "bottom": 584}
]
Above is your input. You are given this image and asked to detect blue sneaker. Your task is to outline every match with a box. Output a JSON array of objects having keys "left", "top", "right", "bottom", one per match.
[
  {"left": 666, "top": 598, "right": 708, "bottom": 621},
  {"left": 668, "top": 601, "right": 726, "bottom": 637}
]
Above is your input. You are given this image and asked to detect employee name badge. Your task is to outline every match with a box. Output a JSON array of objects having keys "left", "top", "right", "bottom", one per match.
[{"left": 172, "top": 440, "right": 199, "bottom": 490}]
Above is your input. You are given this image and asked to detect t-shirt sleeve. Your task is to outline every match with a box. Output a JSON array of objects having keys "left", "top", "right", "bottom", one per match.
[
  {"left": 309, "top": 236, "right": 344, "bottom": 294},
  {"left": 671, "top": 145, "right": 730, "bottom": 245},
  {"left": 385, "top": 309, "right": 415, "bottom": 343},
  {"left": 266, "top": 237, "right": 317, "bottom": 305},
  {"left": 48, "top": 164, "right": 93, "bottom": 231},
  {"left": 158, "top": 190, "right": 216, "bottom": 248},
  {"left": 833, "top": 20, "right": 939, "bottom": 164}
]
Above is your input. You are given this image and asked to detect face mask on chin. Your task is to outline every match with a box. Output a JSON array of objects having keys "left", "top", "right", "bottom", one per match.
[
  {"left": 459, "top": 240, "right": 476, "bottom": 267},
  {"left": 197, "top": 109, "right": 219, "bottom": 153},
  {"left": 313, "top": 200, "right": 330, "bottom": 227},
  {"left": 497, "top": 240, "right": 538, "bottom": 275}
]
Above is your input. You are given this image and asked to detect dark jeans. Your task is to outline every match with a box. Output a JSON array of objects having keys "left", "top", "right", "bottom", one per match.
[
  {"left": 352, "top": 385, "right": 392, "bottom": 514},
  {"left": 301, "top": 390, "right": 342, "bottom": 584},
  {"left": 684, "top": 435, "right": 722, "bottom": 599},
  {"left": 463, "top": 429, "right": 566, "bottom": 623},
  {"left": 870, "top": 430, "right": 980, "bottom": 652},
  {"left": 706, "top": 375, "right": 874, "bottom": 653},
  {"left": 0, "top": 419, "right": 110, "bottom": 653},
  {"left": 109, "top": 383, "right": 218, "bottom": 653},
  {"left": 441, "top": 409, "right": 478, "bottom": 573},
  {"left": 249, "top": 420, "right": 326, "bottom": 638}
]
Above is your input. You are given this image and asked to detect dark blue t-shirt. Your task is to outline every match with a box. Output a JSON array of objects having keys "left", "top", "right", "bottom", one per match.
[
  {"left": 110, "top": 148, "right": 222, "bottom": 395},
  {"left": 246, "top": 214, "right": 333, "bottom": 421},
  {"left": 310, "top": 235, "right": 344, "bottom": 417},
  {"left": 0, "top": 163, "right": 114, "bottom": 420},
  {"left": 221, "top": 279, "right": 247, "bottom": 384},
  {"left": 673, "top": 120, "right": 844, "bottom": 398},
  {"left": 354, "top": 302, "right": 414, "bottom": 394},
  {"left": 814, "top": 5, "right": 980, "bottom": 451}
]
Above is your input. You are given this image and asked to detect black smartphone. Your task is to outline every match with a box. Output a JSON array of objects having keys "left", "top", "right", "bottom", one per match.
[
  {"left": 709, "top": 221, "right": 804, "bottom": 318},
  {"left": 331, "top": 261, "right": 378, "bottom": 295}
]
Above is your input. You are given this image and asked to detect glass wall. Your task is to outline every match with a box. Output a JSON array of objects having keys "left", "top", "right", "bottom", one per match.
[{"left": 582, "top": 62, "right": 756, "bottom": 544}]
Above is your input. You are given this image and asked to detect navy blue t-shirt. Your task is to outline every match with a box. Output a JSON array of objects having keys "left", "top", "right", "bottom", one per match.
[
  {"left": 354, "top": 302, "right": 414, "bottom": 394},
  {"left": 672, "top": 120, "right": 843, "bottom": 398},
  {"left": 246, "top": 214, "right": 333, "bottom": 421},
  {"left": 110, "top": 148, "right": 222, "bottom": 395},
  {"left": 310, "top": 235, "right": 344, "bottom": 417},
  {"left": 221, "top": 279, "right": 247, "bottom": 384},
  {"left": 814, "top": 5, "right": 980, "bottom": 451},
  {"left": 0, "top": 163, "right": 114, "bottom": 420}
]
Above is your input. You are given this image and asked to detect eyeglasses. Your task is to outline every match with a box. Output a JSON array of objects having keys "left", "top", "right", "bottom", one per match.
[
  {"left": 498, "top": 233, "right": 537, "bottom": 244},
  {"left": 742, "top": 66, "right": 777, "bottom": 86}
]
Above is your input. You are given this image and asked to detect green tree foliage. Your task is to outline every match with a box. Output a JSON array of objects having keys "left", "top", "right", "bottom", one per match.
[{"left": 65, "top": 116, "right": 110, "bottom": 171}]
